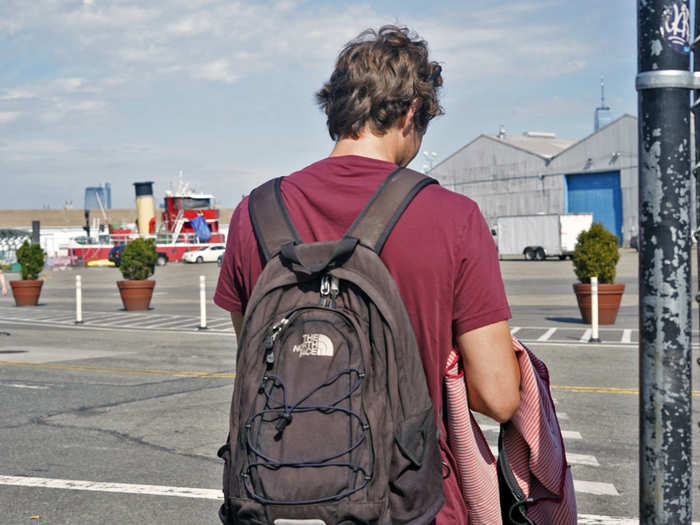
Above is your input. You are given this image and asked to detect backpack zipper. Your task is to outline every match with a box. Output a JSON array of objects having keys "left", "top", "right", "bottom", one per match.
[
  {"left": 320, "top": 275, "right": 339, "bottom": 308},
  {"left": 264, "top": 317, "right": 290, "bottom": 366}
]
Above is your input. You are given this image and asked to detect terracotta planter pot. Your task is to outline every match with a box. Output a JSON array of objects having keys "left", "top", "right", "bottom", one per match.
[
  {"left": 9, "top": 280, "right": 43, "bottom": 306},
  {"left": 573, "top": 283, "right": 625, "bottom": 325},
  {"left": 117, "top": 280, "right": 155, "bottom": 311}
]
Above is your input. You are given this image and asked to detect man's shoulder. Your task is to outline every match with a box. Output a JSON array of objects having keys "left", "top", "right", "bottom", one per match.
[{"left": 418, "top": 181, "right": 481, "bottom": 217}]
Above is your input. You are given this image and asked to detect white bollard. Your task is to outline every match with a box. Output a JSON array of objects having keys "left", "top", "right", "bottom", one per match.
[
  {"left": 75, "top": 275, "right": 83, "bottom": 324},
  {"left": 590, "top": 276, "right": 600, "bottom": 343},
  {"left": 199, "top": 275, "right": 207, "bottom": 330}
]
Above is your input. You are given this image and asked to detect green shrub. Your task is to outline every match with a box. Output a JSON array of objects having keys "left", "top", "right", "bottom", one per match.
[
  {"left": 119, "top": 238, "right": 157, "bottom": 280},
  {"left": 572, "top": 223, "right": 619, "bottom": 284},
  {"left": 16, "top": 241, "right": 46, "bottom": 280}
]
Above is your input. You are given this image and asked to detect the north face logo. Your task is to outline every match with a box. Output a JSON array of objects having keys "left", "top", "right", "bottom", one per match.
[{"left": 292, "top": 334, "right": 334, "bottom": 357}]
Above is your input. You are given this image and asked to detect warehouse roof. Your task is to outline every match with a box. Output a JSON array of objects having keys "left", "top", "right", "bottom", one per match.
[{"left": 483, "top": 132, "right": 577, "bottom": 159}]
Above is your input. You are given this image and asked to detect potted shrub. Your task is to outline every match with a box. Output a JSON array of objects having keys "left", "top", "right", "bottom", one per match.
[
  {"left": 10, "top": 241, "right": 46, "bottom": 306},
  {"left": 572, "top": 223, "right": 625, "bottom": 324},
  {"left": 117, "top": 238, "right": 158, "bottom": 310}
]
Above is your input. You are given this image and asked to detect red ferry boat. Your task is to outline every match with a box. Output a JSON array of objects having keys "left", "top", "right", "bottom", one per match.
[{"left": 67, "top": 181, "right": 225, "bottom": 265}]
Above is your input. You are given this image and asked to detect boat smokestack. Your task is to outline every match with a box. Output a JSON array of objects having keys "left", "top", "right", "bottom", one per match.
[{"left": 133, "top": 182, "right": 156, "bottom": 236}]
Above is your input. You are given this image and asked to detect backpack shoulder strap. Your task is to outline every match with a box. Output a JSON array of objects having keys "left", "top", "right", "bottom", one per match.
[
  {"left": 249, "top": 168, "right": 438, "bottom": 262},
  {"left": 345, "top": 167, "right": 438, "bottom": 254},
  {"left": 248, "top": 177, "right": 302, "bottom": 262}
]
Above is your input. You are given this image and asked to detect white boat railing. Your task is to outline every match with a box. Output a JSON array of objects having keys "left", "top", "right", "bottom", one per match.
[{"left": 66, "top": 231, "right": 220, "bottom": 247}]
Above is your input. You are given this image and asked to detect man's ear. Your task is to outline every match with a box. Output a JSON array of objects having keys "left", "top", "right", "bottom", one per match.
[{"left": 401, "top": 98, "right": 423, "bottom": 136}]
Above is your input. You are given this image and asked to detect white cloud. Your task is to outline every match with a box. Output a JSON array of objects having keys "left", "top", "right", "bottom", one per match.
[
  {"left": 51, "top": 78, "right": 84, "bottom": 92},
  {"left": 0, "top": 111, "right": 21, "bottom": 123},
  {"left": 40, "top": 99, "right": 105, "bottom": 123},
  {"left": 0, "top": 139, "right": 72, "bottom": 161},
  {"left": 194, "top": 59, "right": 238, "bottom": 84},
  {"left": 0, "top": 89, "right": 34, "bottom": 101}
]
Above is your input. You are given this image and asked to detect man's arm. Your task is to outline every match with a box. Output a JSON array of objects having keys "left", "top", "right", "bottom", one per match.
[
  {"left": 230, "top": 313, "right": 243, "bottom": 340},
  {"left": 457, "top": 320, "right": 520, "bottom": 423}
]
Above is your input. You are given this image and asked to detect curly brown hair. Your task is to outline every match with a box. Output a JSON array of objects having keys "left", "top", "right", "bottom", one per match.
[{"left": 316, "top": 25, "right": 444, "bottom": 141}]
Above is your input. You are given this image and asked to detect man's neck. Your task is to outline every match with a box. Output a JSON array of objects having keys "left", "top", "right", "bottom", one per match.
[{"left": 329, "top": 128, "right": 405, "bottom": 166}]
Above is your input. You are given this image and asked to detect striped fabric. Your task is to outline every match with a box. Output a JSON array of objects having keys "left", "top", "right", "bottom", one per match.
[{"left": 444, "top": 337, "right": 577, "bottom": 524}]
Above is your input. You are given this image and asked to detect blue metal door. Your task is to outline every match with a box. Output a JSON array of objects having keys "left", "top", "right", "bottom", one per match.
[{"left": 566, "top": 171, "right": 622, "bottom": 244}]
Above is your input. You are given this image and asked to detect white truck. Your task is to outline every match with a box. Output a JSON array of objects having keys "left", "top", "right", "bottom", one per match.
[{"left": 494, "top": 213, "right": 593, "bottom": 260}]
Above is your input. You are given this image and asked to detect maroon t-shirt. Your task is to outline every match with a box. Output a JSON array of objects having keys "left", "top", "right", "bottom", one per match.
[{"left": 214, "top": 155, "right": 511, "bottom": 523}]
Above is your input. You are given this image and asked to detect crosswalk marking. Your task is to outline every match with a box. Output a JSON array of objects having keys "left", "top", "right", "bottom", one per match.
[
  {"left": 0, "top": 475, "right": 632, "bottom": 509},
  {"left": 96, "top": 316, "right": 152, "bottom": 327},
  {"left": 579, "top": 515, "right": 700, "bottom": 525},
  {"left": 537, "top": 327, "right": 557, "bottom": 341},
  {"left": 557, "top": 412, "right": 569, "bottom": 420},
  {"left": 480, "top": 424, "right": 581, "bottom": 440},
  {"left": 83, "top": 313, "right": 121, "bottom": 323},
  {"left": 208, "top": 319, "right": 234, "bottom": 329},
  {"left": 488, "top": 446, "right": 598, "bottom": 467},
  {"left": 574, "top": 480, "right": 619, "bottom": 496},
  {"left": 46, "top": 314, "right": 77, "bottom": 322},
  {"left": 621, "top": 329, "right": 632, "bottom": 344},
  {"left": 151, "top": 318, "right": 190, "bottom": 328},
  {"left": 510, "top": 326, "right": 521, "bottom": 335},
  {"left": 580, "top": 328, "right": 592, "bottom": 342},
  {"left": 131, "top": 315, "right": 183, "bottom": 329},
  {"left": 0, "top": 475, "right": 223, "bottom": 500}
]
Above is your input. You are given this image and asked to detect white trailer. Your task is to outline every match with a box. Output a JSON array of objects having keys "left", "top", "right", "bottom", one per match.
[{"left": 494, "top": 213, "right": 593, "bottom": 260}]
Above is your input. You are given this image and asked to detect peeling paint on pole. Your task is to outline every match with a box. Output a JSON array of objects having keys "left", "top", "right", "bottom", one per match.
[{"left": 637, "top": 0, "right": 692, "bottom": 522}]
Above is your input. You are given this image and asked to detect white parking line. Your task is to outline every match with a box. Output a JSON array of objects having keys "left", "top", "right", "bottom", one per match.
[
  {"left": 579, "top": 515, "right": 700, "bottom": 525},
  {"left": 83, "top": 313, "right": 123, "bottom": 323},
  {"left": 0, "top": 474, "right": 625, "bottom": 511},
  {"left": 557, "top": 412, "right": 569, "bottom": 420},
  {"left": 488, "top": 446, "right": 598, "bottom": 467},
  {"left": 566, "top": 452, "right": 599, "bottom": 467},
  {"left": 480, "top": 424, "right": 582, "bottom": 440},
  {"left": 40, "top": 314, "right": 76, "bottom": 323},
  {"left": 574, "top": 480, "right": 619, "bottom": 496},
  {"left": 91, "top": 314, "right": 151, "bottom": 326},
  {"left": 621, "top": 329, "right": 632, "bottom": 344},
  {"left": 510, "top": 327, "right": 521, "bottom": 335},
  {"left": 537, "top": 328, "right": 557, "bottom": 342},
  {"left": 207, "top": 319, "right": 235, "bottom": 329},
  {"left": 3, "top": 384, "right": 49, "bottom": 390},
  {"left": 148, "top": 318, "right": 191, "bottom": 328},
  {"left": 580, "top": 328, "right": 592, "bottom": 342},
  {"left": 137, "top": 315, "right": 185, "bottom": 328},
  {"left": 0, "top": 475, "right": 223, "bottom": 500}
]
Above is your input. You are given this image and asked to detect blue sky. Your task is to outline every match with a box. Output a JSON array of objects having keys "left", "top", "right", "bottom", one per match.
[{"left": 1, "top": 0, "right": 636, "bottom": 210}]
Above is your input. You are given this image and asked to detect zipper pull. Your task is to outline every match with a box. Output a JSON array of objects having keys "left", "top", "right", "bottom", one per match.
[
  {"left": 320, "top": 275, "right": 330, "bottom": 306},
  {"left": 264, "top": 317, "right": 289, "bottom": 366},
  {"left": 329, "top": 276, "right": 339, "bottom": 308}
]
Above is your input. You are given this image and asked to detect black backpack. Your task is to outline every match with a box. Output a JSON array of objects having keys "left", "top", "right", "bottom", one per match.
[{"left": 218, "top": 167, "right": 444, "bottom": 525}]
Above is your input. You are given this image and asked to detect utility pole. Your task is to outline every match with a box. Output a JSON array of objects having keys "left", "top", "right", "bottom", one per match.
[{"left": 636, "top": 1, "right": 693, "bottom": 522}]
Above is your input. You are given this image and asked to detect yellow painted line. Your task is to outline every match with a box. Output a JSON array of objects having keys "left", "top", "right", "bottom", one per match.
[
  {"left": 0, "top": 360, "right": 235, "bottom": 379},
  {"left": 552, "top": 384, "right": 700, "bottom": 397}
]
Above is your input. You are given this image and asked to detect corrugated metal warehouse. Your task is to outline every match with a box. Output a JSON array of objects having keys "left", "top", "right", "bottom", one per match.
[{"left": 430, "top": 114, "right": 640, "bottom": 245}]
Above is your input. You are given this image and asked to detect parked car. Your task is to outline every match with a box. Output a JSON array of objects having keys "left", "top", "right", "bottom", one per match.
[
  {"left": 182, "top": 244, "right": 226, "bottom": 264},
  {"left": 109, "top": 243, "right": 168, "bottom": 267},
  {"left": 630, "top": 234, "right": 638, "bottom": 251}
]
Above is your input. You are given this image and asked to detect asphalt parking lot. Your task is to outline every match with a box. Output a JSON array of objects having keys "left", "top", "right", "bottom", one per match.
[{"left": 0, "top": 249, "right": 699, "bottom": 524}]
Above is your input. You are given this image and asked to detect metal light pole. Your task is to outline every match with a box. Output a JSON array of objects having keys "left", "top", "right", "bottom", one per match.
[
  {"left": 637, "top": 1, "right": 693, "bottom": 522},
  {"left": 422, "top": 151, "right": 437, "bottom": 174}
]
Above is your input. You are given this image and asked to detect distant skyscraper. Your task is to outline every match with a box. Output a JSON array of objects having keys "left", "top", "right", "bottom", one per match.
[
  {"left": 84, "top": 184, "right": 112, "bottom": 210},
  {"left": 594, "top": 78, "right": 612, "bottom": 132}
]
